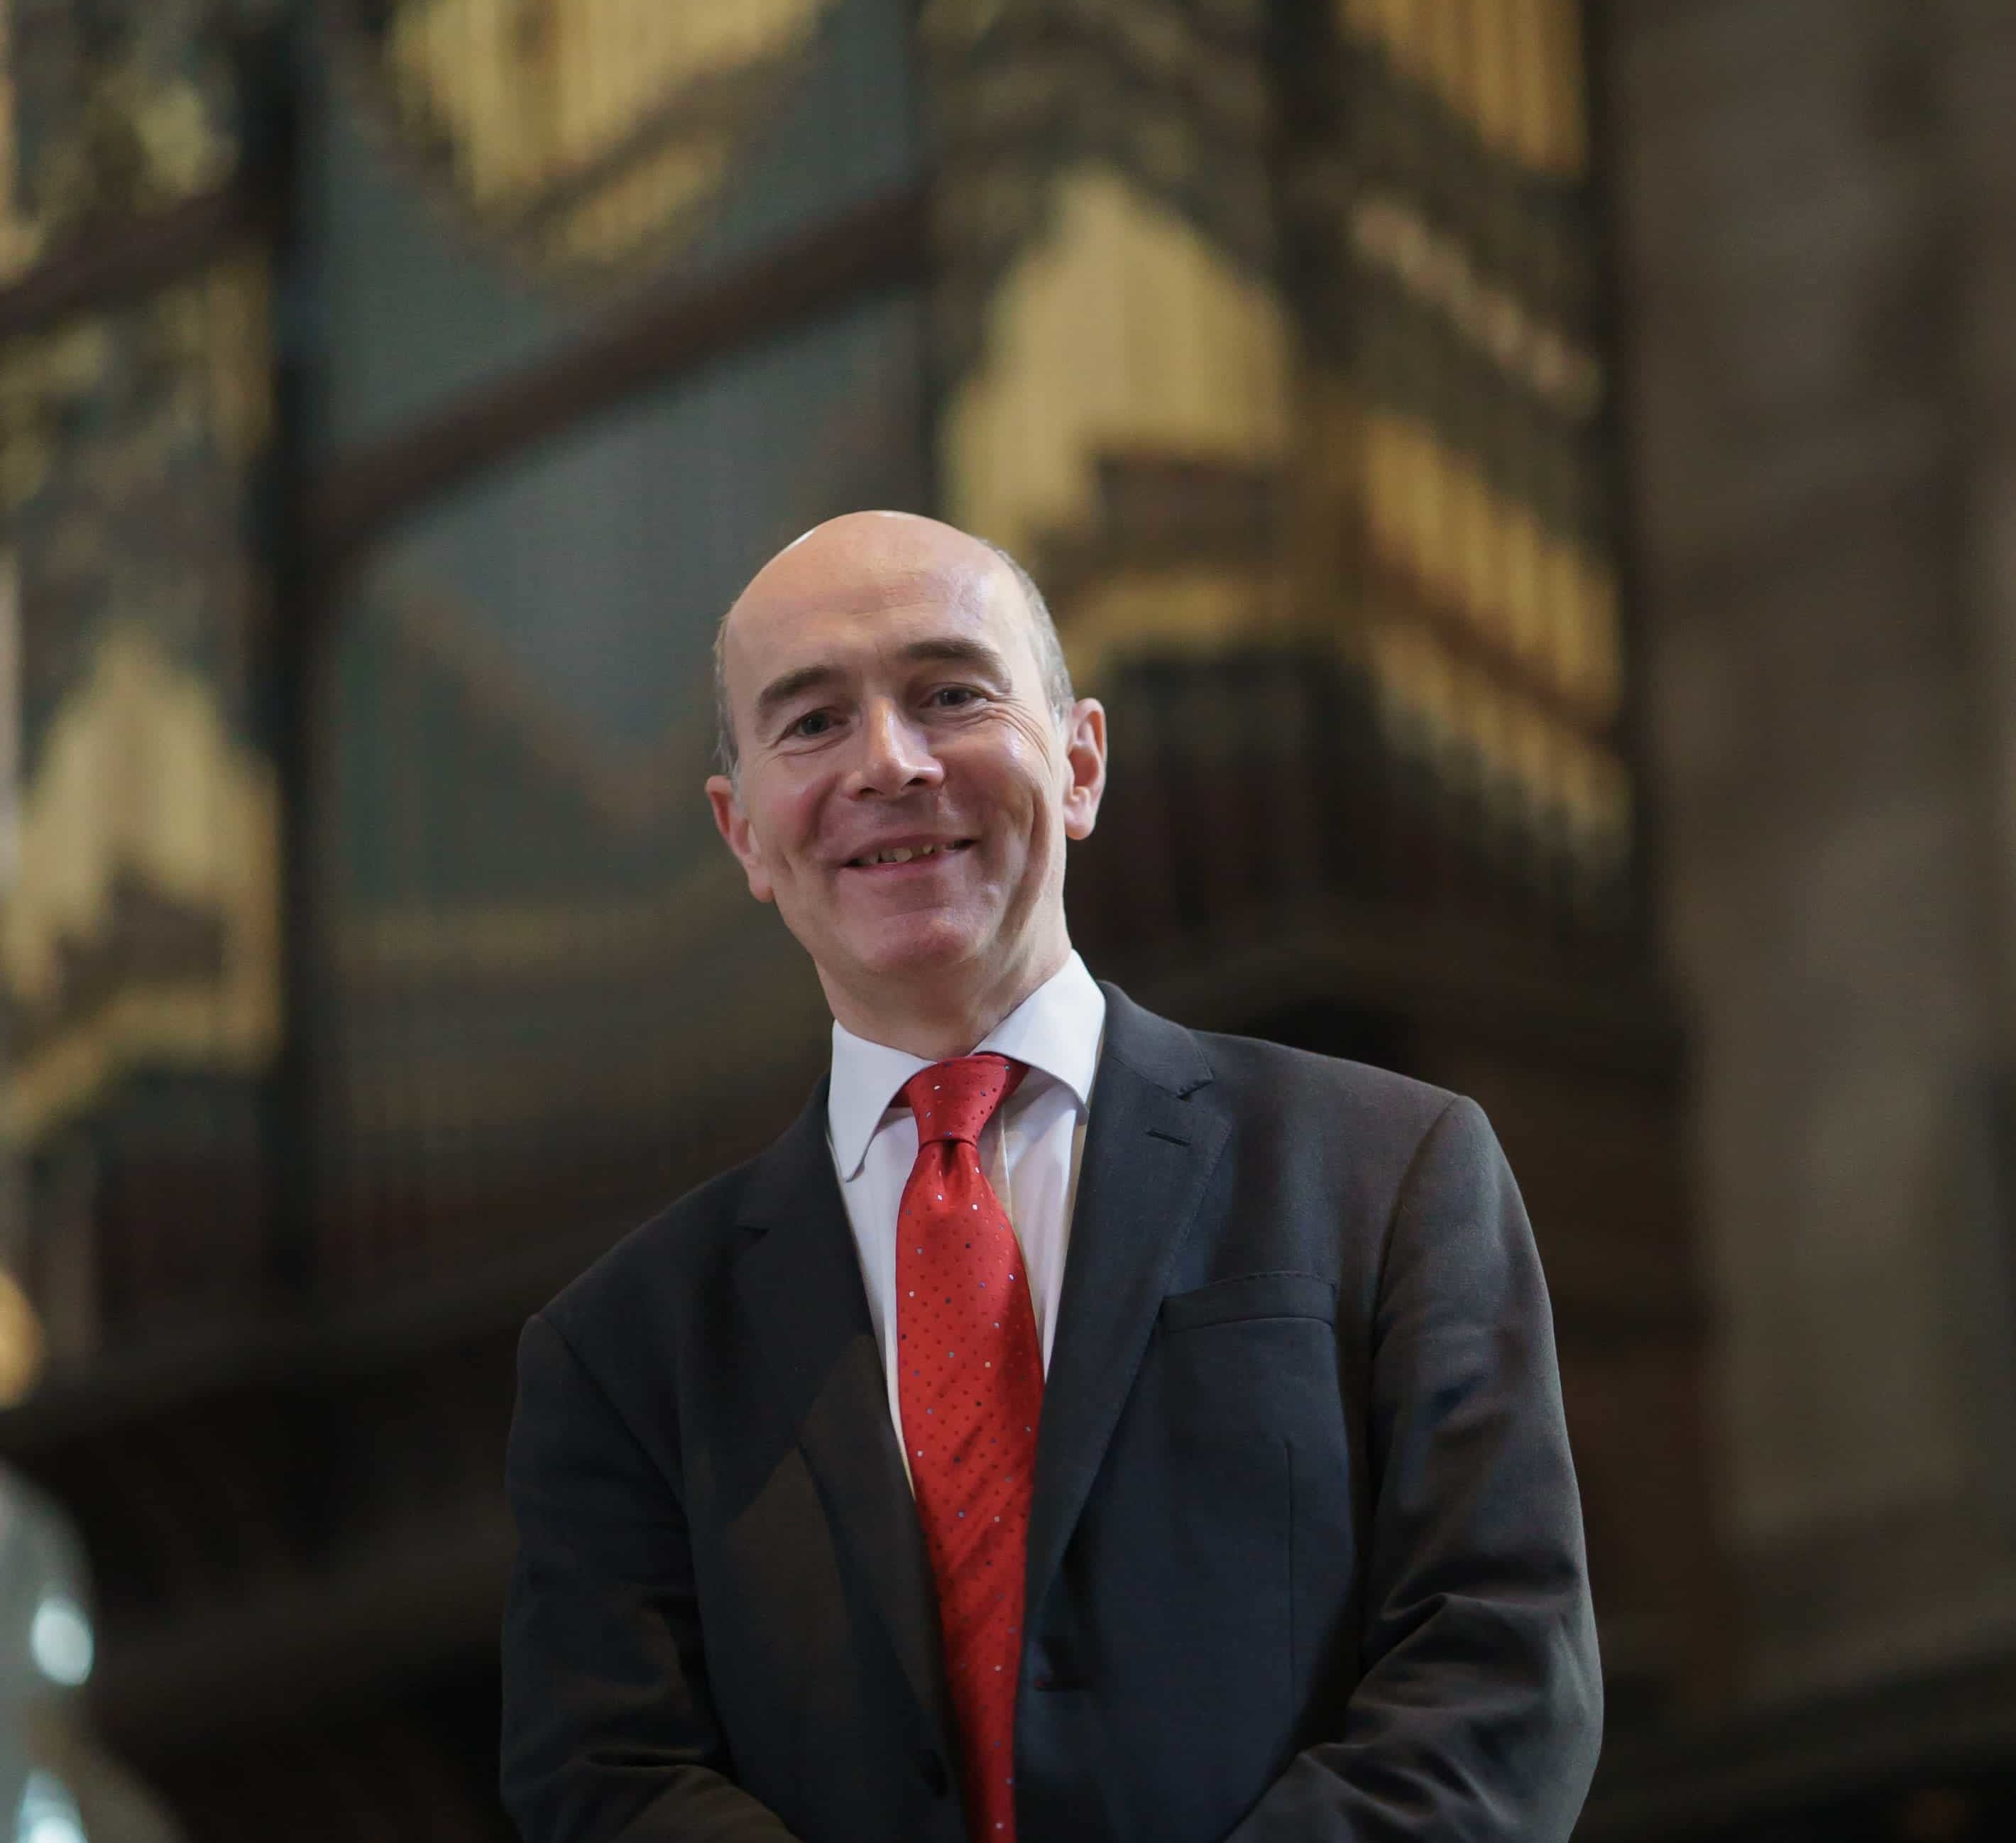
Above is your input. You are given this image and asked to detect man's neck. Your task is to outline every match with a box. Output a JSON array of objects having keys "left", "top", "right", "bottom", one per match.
[{"left": 826, "top": 941, "right": 1072, "bottom": 1062}]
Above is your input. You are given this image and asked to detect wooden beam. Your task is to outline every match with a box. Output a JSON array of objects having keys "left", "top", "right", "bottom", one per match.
[
  {"left": 306, "top": 180, "right": 931, "bottom": 569},
  {"left": 1362, "top": 549, "right": 1623, "bottom": 748},
  {"left": 0, "top": 176, "right": 276, "bottom": 344}
]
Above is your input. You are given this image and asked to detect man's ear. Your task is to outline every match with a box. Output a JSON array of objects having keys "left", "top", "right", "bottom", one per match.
[
  {"left": 706, "top": 774, "right": 776, "bottom": 904},
  {"left": 1061, "top": 698, "right": 1107, "bottom": 841}
]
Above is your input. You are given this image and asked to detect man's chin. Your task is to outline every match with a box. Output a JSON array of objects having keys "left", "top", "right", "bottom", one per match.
[{"left": 840, "top": 912, "right": 990, "bottom": 983}]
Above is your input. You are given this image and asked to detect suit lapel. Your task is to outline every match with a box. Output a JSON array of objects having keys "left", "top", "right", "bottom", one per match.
[
  {"left": 1025, "top": 985, "right": 1231, "bottom": 1620},
  {"left": 733, "top": 1083, "right": 951, "bottom": 1741}
]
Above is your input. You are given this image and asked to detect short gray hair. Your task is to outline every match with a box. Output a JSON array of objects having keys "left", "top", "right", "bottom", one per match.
[{"left": 712, "top": 537, "right": 1075, "bottom": 780}]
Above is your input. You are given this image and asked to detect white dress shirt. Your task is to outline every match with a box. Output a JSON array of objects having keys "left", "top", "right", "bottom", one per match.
[{"left": 826, "top": 951, "right": 1107, "bottom": 1483}]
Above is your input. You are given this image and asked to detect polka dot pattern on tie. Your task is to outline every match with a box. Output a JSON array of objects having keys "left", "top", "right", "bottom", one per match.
[{"left": 897, "top": 1054, "right": 1040, "bottom": 1843}]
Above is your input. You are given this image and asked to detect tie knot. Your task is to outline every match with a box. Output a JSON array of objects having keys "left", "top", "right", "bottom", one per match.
[{"left": 902, "top": 1054, "right": 1026, "bottom": 1145}]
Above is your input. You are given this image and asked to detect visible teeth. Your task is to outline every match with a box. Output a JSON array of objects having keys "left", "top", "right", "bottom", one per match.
[{"left": 856, "top": 841, "right": 964, "bottom": 865}]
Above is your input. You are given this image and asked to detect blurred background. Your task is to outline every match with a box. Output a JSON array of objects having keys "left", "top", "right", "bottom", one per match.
[{"left": 0, "top": 0, "right": 2010, "bottom": 1837}]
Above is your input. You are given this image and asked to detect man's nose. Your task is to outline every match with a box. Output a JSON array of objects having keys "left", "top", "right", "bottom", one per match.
[{"left": 849, "top": 699, "right": 943, "bottom": 797}]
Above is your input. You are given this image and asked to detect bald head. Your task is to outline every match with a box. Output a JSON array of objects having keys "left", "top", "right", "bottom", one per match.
[{"left": 713, "top": 512, "right": 1072, "bottom": 778}]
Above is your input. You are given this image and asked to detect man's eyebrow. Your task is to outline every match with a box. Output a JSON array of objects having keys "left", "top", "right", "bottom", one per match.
[
  {"left": 753, "top": 663, "right": 843, "bottom": 727},
  {"left": 750, "top": 638, "right": 1013, "bottom": 729},
  {"left": 897, "top": 637, "right": 1012, "bottom": 677}
]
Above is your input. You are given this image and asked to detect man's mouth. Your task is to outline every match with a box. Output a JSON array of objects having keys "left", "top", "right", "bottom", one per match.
[{"left": 845, "top": 838, "right": 976, "bottom": 868}]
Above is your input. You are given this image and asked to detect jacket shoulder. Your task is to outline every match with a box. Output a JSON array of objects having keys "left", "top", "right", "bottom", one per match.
[
  {"left": 1182, "top": 1024, "right": 1486, "bottom": 1222},
  {"left": 1192, "top": 1024, "right": 1457, "bottom": 1129},
  {"left": 1098, "top": 978, "right": 1469, "bottom": 1185}
]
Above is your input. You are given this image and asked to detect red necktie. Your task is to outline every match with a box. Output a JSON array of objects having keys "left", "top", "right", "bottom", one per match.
[{"left": 897, "top": 1055, "right": 1041, "bottom": 1842}]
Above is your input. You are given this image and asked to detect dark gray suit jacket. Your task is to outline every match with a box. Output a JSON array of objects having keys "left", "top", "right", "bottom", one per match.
[{"left": 500, "top": 983, "right": 1601, "bottom": 1843}]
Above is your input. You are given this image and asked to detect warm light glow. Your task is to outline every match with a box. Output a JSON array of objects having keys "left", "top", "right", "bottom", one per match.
[
  {"left": 1360, "top": 409, "right": 1621, "bottom": 728},
  {"left": 943, "top": 166, "right": 1290, "bottom": 567},
  {"left": 0, "top": 625, "right": 280, "bottom": 1149},
  {"left": 0, "top": 1264, "right": 43, "bottom": 1406},
  {"left": 1338, "top": 0, "right": 1589, "bottom": 178},
  {"left": 1349, "top": 190, "right": 1604, "bottom": 420},
  {"left": 373, "top": 0, "right": 833, "bottom": 272}
]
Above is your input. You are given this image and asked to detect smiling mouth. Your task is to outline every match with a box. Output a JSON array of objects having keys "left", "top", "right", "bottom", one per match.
[{"left": 845, "top": 839, "right": 975, "bottom": 868}]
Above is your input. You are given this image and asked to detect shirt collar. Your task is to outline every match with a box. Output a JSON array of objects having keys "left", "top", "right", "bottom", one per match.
[{"left": 826, "top": 951, "right": 1107, "bottom": 1180}]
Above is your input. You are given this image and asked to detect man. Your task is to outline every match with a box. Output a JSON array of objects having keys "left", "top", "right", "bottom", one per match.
[{"left": 500, "top": 511, "right": 1601, "bottom": 1843}]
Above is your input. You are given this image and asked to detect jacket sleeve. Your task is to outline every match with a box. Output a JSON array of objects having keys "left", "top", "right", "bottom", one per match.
[
  {"left": 500, "top": 1310, "right": 800, "bottom": 1843},
  {"left": 1225, "top": 1095, "right": 1604, "bottom": 1843}
]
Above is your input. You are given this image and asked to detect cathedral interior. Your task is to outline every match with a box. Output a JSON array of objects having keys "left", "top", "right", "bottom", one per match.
[{"left": 0, "top": 0, "right": 2013, "bottom": 1837}]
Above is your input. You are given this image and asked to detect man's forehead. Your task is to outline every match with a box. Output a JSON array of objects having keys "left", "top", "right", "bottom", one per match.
[
  {"left": 738, "top": 555, "right": 984, "bottom": 628},
  {"left": 723, "top": 548, "right": 1021, "bottom": 683}
]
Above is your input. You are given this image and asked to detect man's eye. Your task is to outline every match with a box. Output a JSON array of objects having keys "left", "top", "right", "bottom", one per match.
[
  {"left": 790, "top": 711, "right": 836, "bottom": 738},
  {"left": 928, "top": 686, "right": 980, "bottom": 709}
]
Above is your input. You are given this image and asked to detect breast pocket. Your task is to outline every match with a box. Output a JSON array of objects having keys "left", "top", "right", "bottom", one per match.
[
  {"left": 1155, "top": 1269, "right": 1342, "bottom": 1453},
  {"left": 1159, "top": 1270, "right": 1338, "bottom": 1333}
]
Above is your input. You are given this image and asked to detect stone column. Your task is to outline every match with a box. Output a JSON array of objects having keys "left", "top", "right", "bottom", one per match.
[{"left": 1611, "top": 0, "right": 2016, "bottom": 1695}]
